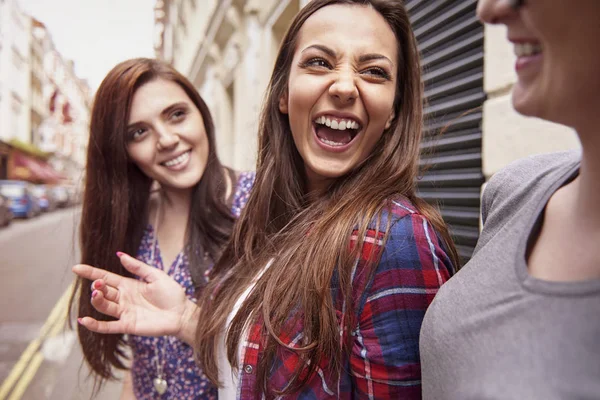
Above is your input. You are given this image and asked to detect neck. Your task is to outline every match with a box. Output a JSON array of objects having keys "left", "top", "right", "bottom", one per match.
[
  {"left": 568, "top": 126, "right": 600, "bottom": 226},
  {"left": 305, "top": 170, "right": 332, "bottom": 202},
  {"left": 158, "top": 187, "right": 193, "bottom": 224}
]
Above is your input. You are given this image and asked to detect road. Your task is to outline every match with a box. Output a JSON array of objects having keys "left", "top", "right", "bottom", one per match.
[{"left": 0, "top": 208, "right": 122, "bottom": 400}]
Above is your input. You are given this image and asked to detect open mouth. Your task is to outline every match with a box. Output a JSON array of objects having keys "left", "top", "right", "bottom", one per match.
[
  {"left": 512, "top": 41, "right": 543, "bottom": 72},
  {"left": 161, "top": 150, "right": 191, "bottom": 169},
  {"left": 313, "top": 115, "right": 362, "bottom": 148}
]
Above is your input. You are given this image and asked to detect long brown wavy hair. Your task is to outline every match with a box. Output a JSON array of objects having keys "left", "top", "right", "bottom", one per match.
[
  {"left": 196, "top": 0, "right": 459, "bottom": 396},
  {"left": 68, "top": 58, "right": 235, "bottom": 390}
]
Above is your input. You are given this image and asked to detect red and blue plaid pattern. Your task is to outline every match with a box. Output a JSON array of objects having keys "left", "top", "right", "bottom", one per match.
[{"left": 236, "top": 198, "right": 454, "bottom": 399}]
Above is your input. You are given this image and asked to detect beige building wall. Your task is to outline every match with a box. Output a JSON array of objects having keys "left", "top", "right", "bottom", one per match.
[
  {"left": 482, "top": 23, "right": 579, "bottom": 178},
  {"left": 0, "top": 0, "right": 32, "bottom": 145},
  {"left": 157, "top": 0, "right": 311, "bottom": 172}
]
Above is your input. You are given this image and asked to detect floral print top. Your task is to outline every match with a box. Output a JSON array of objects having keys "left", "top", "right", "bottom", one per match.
[{"left": 128, "top": 172, "right": 254, "bottom": 399}]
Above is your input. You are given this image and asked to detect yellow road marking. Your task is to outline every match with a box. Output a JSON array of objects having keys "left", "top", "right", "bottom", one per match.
[
  {"left": 0, "top": 339, "right": 41, "bottom": 400},
  {"left": 6, "top": 353, "right": 44, "bottom": 400},
  {"left": 0, "top": 281, "right": 75, "bottom": 400}
]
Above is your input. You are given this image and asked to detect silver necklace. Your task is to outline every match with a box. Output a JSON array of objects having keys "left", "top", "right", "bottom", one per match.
[
  {"left": 148, "top": 197, "right": 210, "bottom": 395},
  {"left": 149, "top": 200, "right": 184, "bottom": 396}
]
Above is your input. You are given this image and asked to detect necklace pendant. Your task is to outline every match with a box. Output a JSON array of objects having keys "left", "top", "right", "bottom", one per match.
[{"left": 153, "top": 377, "right": 168, "bottom": 395}]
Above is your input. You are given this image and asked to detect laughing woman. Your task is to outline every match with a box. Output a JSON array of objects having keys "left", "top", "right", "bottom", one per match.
[
  {"left": 420, "top": 0, "right": 600, "bottom": 398},
  {"left": 69, "top": 58, "right": 253, "bottom": 399},
  {"left": 74, "top": 0, "right": 458, "bottom": 398}
]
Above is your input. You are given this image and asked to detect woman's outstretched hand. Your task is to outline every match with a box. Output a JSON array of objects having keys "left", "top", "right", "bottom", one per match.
[{"left": 72, "top": 252, "right": 199, "bottom": 344}]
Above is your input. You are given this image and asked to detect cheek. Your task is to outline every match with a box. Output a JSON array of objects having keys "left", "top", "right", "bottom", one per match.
[
  {"left": 126, "top": 143, "right": 153, "bottom": 169},
  {"left": 366, "top": 94, "right": 395, "bottom": 130},
  {"left": 288, "top": 75, "right": 321, "bottom": 113},
  {"left": 197, "top": 130, "right": 210, "bottom": 158}
]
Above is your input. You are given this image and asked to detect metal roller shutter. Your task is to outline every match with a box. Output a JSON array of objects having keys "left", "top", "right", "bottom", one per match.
[{"left": 406, "top": 0, "right": 485, "bottom": 264}]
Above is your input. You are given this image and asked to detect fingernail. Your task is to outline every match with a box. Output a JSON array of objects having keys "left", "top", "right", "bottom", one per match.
[
  {"left": 91, "top": 290, "right": 98, "bottom": 299},
  {"left": 116, "top": 251, "right": 124, "bottom": 258},
  {"left": 77, "top": 318, "right": 83, "bottom": 324}
]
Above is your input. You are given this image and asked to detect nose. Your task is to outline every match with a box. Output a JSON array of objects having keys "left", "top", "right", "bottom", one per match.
[
  {"left": 329, "top": 70, "right": 358, "bottom": 104},
  {"left": 477, "top": 0, "right": 516, "bottom": 25},
  {"left": 156, "top": 125, "right": 179, "bottom": 150}
]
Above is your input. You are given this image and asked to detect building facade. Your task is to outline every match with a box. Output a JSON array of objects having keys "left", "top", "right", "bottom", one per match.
[
  {"left": 0, "top": 0, "right": 91, "bottom": 184},
  {"left": 0, "top": 0, "right": 32, "bottom": 145},
  {"left": 156, "top": 0, "right": 579, "bottom": 262},
  {"left": 155, "top": 0, "right": 310, "bottom": 171}
]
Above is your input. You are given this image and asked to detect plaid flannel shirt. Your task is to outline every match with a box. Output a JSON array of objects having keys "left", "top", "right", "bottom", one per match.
[{"left": 235, "top": 197, "right": 454, "bottom": 399}]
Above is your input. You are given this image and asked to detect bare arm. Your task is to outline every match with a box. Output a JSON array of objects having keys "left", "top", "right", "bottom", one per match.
[{"left": 119, "top": 371, "right": 135, "bottom": 400}]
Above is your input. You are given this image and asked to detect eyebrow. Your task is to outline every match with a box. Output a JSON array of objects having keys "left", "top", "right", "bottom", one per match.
[
  {"left": 301, "top": 44, "right": 393, "bottom": 65},
  {"left": 160, "top": 101, "right": 188, "bottom": 118},
  {"left": 127, "top": 101, "right": 189, "bottom": 130}
]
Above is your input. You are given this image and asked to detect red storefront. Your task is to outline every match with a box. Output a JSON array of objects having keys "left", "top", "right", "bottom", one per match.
[
  {"left": 0, "top": 141, "right": 10, "bottom": 180},
  {"left": 7, "top": 150, "right": 64, "bottom": 184}
]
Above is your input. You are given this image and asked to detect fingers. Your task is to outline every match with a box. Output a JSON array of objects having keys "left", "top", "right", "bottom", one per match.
[
  {"left": 117, "top": 253, "right": 161, "bottom": 283},
  {"left": 91, "top": 279, "right": 120, "bottom": 303},
  {"left": 90, "top": 289, "right": 121, "bottom": 319},
  {"left": 72, "top": 264, "right": 125, "bottom": 288},
  {"left": 77, "top": 316, "right": 128, "bottom": 335}
]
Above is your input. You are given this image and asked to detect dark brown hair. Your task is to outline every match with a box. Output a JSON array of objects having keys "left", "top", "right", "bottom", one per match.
[
  {"left": 196, "top": 0, "right": 459, "bottom": 396},
  {"left": 68, "top": 58, "right": 235, "bottom": 390}
]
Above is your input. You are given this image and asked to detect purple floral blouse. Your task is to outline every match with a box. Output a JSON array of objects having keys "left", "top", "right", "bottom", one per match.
[{"left": 128, "top": 172, "right": 254, "bottom": 399}]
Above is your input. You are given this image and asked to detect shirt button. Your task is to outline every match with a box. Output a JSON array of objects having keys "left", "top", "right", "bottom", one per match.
[{"left": 244, "top": 365, "right": 253, "bottom": 374}]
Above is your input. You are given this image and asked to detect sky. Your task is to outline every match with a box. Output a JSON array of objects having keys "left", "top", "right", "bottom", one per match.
[{"left": 18, "top": 0, "right": 156, "bottom": 91}]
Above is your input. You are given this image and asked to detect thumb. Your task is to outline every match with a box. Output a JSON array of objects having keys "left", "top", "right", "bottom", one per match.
[{"left": 117, "top": 252, "right": 162, "bottom": 283}]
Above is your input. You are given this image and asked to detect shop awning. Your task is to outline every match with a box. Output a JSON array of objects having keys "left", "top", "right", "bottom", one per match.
[{"left": 10, "top": 152, "right": 64, "bottom": 184}]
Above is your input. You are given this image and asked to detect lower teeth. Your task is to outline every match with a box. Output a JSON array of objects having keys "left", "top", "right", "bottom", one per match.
[{"left": 320, "top": 138, "right": 346, "bottom": 147}]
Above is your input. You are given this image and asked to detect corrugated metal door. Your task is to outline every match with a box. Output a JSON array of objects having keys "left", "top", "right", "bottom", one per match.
[{"left": 406, "top": 0, "right": 485, "bottom": 264}]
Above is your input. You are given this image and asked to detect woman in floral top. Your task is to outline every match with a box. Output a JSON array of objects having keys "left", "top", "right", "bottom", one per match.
[{"left": 70, "top": 58, "right": 253, "bottom": 399}]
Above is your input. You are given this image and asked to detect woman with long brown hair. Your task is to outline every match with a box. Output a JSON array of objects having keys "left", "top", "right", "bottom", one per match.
[
  {"left": 75, "top": 0, "right": 458, "bottom": 398},
  {"left": 69, "top": 58, "right": 253, "bottom": 399}
]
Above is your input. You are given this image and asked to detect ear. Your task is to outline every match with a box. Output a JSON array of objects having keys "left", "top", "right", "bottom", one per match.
[
  {"left": 385, "top": 110, "right": 395, "bottom": 130},
  {"left": 279, "top": 91, "right": 289, "bottom": 114}
]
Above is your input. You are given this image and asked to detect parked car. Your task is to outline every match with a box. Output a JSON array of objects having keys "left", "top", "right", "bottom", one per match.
[
  {"left": 0, "top": 194, "right": 13, "bottom": 227},
  {"left": 33, "top": 184, "right": 57, "bottom": 212},
  {"left": 0, "top": 180, "right": 41, "bottom": 218},
  {"left": 50, "top": 185, "right": 70, "bottom": 208}
]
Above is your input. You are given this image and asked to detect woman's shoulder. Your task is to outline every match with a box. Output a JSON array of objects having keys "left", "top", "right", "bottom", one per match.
[
  {"left": 360, "top": 196, "right": 447, "bottom": 264},
  {"left": 230, "top": 170, "right": 256, "bottom": 217},
  {"left": 481, "top": 150, "right": 580, "bottom": 225},
  {"left": 485, "top": 150, "right": 580, "bottom": 204},
  {"left": 369, "top": 196, "right": 453, "bottom": 272},
  {"left": 235, "top": 170, "right": 256, "bottom": 187},
  {"left": 367, "top": 195, "right": 420, "bottom": 232}
]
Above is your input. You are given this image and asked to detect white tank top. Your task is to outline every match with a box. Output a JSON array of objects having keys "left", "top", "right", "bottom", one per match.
[{"left": 217, "top": 259, "right": 273, "bottom": 399}]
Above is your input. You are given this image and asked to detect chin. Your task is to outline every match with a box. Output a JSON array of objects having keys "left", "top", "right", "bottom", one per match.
[
  {"left": 308, "top": 162, "right": 351, "bottom": 180},
  {"left": 512, "top": 93, "right": 538, "bottom": 119}
]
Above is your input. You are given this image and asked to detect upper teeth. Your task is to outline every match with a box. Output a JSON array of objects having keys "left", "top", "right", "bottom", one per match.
[
  {"left": 514, "top": 43, "right": 542, "bottom": 57},
  {"left": 315, "top": 116, "right": 360, "bottom": 131},
  {"left": 164, "top": 151, "right": 190, "bottom": 167}
]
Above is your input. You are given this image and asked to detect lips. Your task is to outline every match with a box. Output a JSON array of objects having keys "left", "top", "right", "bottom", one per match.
[{"left": 510, "top": 39, "right": 543, "bottom": 73}]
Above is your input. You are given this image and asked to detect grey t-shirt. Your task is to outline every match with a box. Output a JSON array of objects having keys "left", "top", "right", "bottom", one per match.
[{"left": 420, "top": 150, "right": 600, "bottom": 399}]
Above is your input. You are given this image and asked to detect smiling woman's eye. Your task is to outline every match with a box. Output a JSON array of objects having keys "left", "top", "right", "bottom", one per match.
[
  {"left": 170, "top": 109, "right": 187, "bottom": 121},
  {"left": 301, "top": 57, "right": 332, "bottom": 69},
  {"left": 128, "top": 127, "right": 147, "bottom": 141},
  {"left": 362, "top": 67, "right": 391, "bottom": 80}
]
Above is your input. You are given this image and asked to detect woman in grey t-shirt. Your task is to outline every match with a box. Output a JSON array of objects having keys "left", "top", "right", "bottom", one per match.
[{"left": 420, "top": 1, "right": 600, "bottom": 399}]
